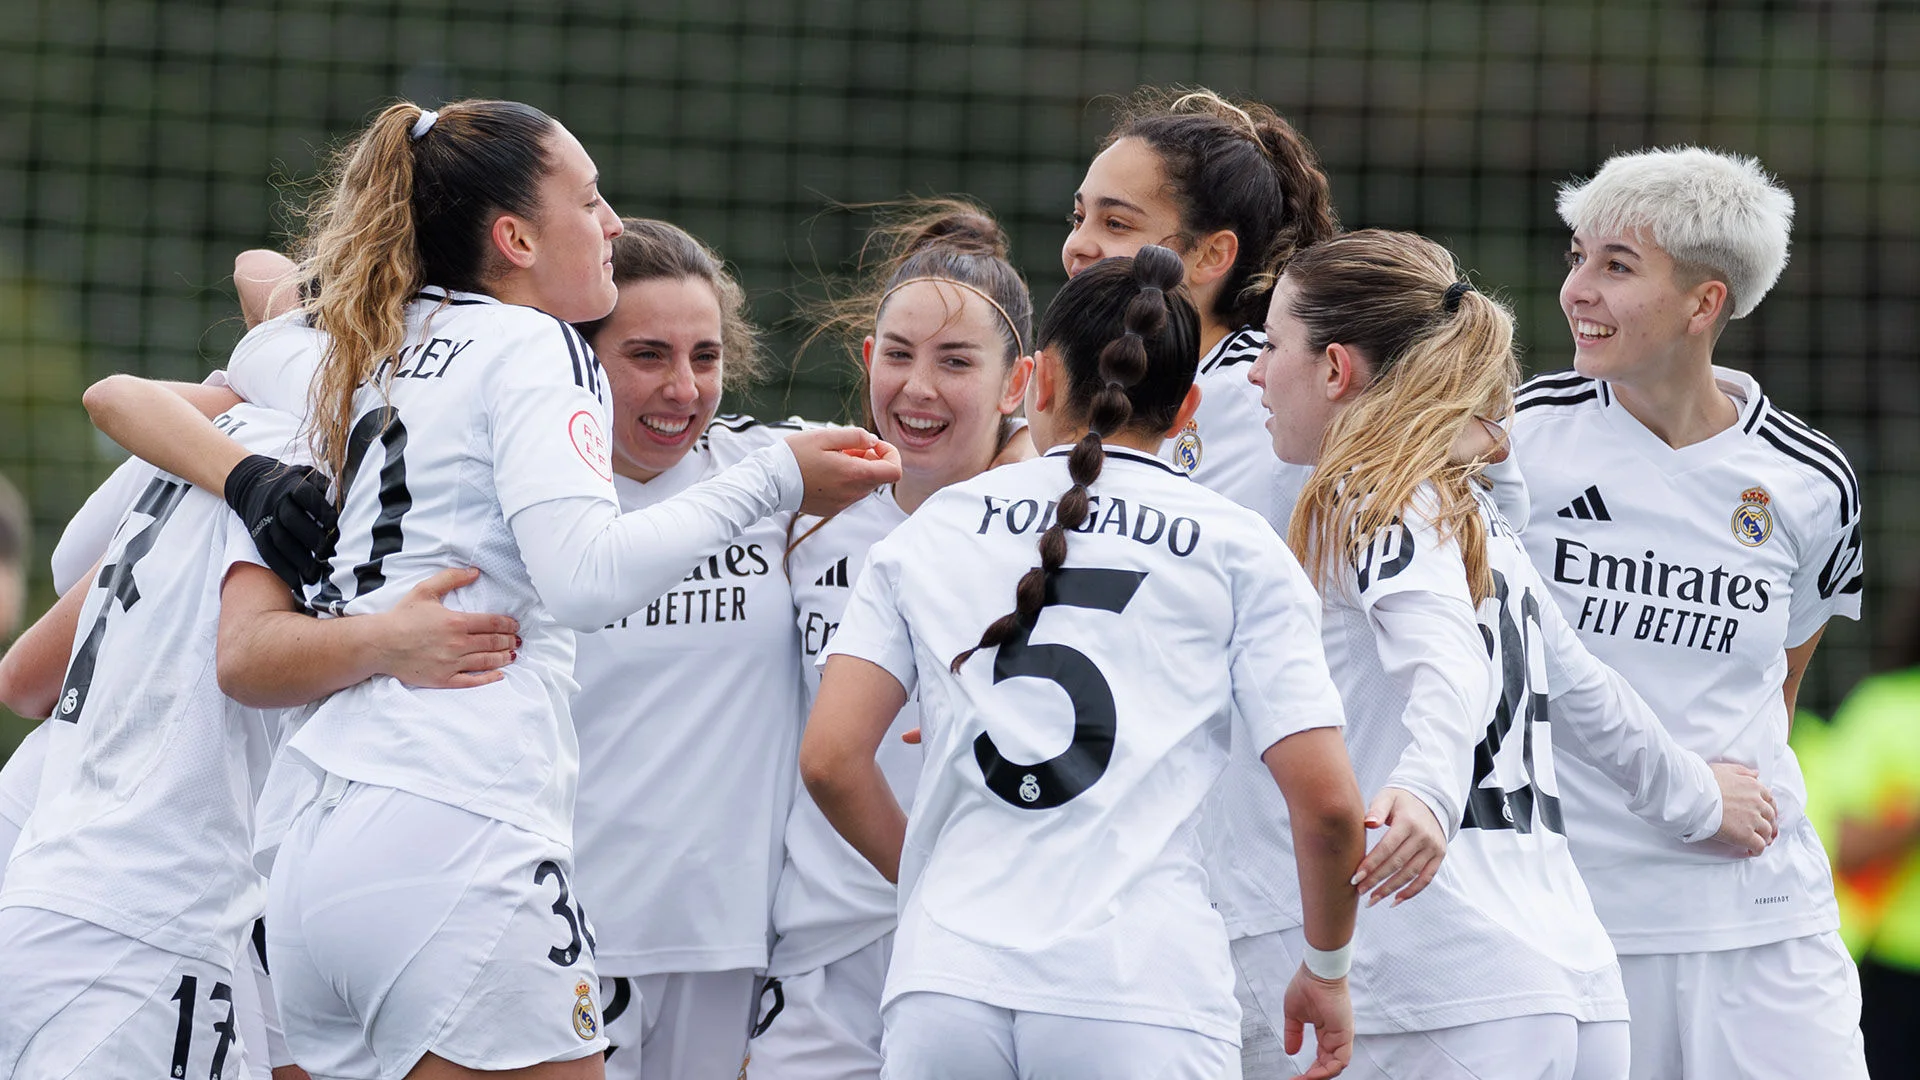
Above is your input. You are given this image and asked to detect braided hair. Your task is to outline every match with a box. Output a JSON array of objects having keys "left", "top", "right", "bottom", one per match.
[{"left": 952, "top": 245, "right": 1196, "bottom": 672}]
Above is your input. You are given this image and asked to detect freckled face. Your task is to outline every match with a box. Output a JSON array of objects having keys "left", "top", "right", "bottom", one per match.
[
  {"left": 590, "top": 276, "right": 726, "bottom": 482},
  {"left": 1560, "top": 227, "right": 1702, "bottom": 383}
]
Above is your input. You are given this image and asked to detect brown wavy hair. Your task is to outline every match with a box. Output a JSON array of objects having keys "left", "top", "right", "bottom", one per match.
[
  {"left": 575, "top": 218, "right": 764, "bottom": 390},
  {"left": 1104, "top": 86, "right": 1337, "bottom": 329}
]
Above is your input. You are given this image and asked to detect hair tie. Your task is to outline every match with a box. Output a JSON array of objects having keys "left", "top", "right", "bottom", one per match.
[
  {"left": 1443, "top": 280, "right": 1475, "bottom": 313},
  {"left": 876, "top": 276, "right": 1026, "bottom": 356},
  {"left": 410, "top": 109, "right": 439, "bottom": 141}
]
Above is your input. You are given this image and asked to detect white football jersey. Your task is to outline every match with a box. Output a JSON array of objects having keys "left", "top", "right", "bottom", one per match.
[
  {"left": 824, "top": 446, "right": 1344, "bottom": 1043},
  {"left": 264, "top": 288, "right": 622, "bottom": 848},
  {"left": 1514, "top": 366, "right": 1862, "bottom": 953},
  {"left": 570, "top": 416, "right": 805, "bottom": 975},
  {"left": 0, "top": 404, "right": 303, "bottom": 963},
  {"left": 1155, "top": 327, "right": 1310, "bottom": 532},
  {"left": 769, "top": 487, "right": 921, "bottom": 976},
  {"left": 1315, "top": 488, "right": 1628, "bottom": 1031}
]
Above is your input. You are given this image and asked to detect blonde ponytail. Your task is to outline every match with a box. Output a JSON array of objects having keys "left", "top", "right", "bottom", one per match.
[{"left": 1283, "top": 230, "right": 1518, "bottom": 606}]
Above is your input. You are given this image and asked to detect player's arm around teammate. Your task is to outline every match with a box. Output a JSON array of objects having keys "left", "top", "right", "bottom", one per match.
[
  {"left": 1512, "top": 147, "right": 1867, "bottom": 1080},
  {"left": 806, "top": 247, "right": 1363, "bottom": 1080}
]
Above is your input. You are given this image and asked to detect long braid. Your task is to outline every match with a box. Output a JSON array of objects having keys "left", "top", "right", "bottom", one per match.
[{"left": 952, "top": 255, "right": 1175, "bottom": 672}]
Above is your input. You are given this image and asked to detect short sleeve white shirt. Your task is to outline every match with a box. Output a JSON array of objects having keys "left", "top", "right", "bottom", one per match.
[
  {"left": 2, "top": 404, "right": 305, "bottom": 963},
  {"left": 1513, "top": 367, "right": 1862, "bottom": 953},
  {"left": 824, "top": 447, "right": 1342, "bottom": 1043},
  {"left": 768, "top": 488, "right": 919, "bottom": 976}
]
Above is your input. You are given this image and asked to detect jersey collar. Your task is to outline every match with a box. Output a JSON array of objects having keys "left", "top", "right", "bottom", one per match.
[
  {"left": 1042, "top": 442, "right": 1186, "bottom": 476},
  {"left": 414, "top": 285, "right": 500, "bottom": 306},
  {"left": 1594, "top": 364, "right": 1769, "bottom": 474}
]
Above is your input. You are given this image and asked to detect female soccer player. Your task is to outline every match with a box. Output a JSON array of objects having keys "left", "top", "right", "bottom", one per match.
[
  {"left": 1250, "top": 229, "right": 1780, "bottom": 1079},
  {"left": 753, "top": 201, "right": 1035, "bottom": 1079},
  {"left": 801, "top": 246, "right": 1366, "bottom": 1080},
  {"left": 1062, "top": 86, "right": 1333, "bottom": 525},
  {"left": 1514, "top": 147, "right": 1867, "bottom": 1079},
  {"left": 184, "top": 99, "right": 896, "bottom": 1079},
  {"left": 562, "top": 218, "right": 807, "bottom": 1080}
]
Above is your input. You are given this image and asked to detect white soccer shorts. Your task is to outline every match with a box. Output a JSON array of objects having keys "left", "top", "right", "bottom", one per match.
[
  {"left": 746, "top": 934, "right": 891, "bottom": 1079},
  {"left": 599, "top": 967, "right": 758, "bottom": 1080},
  {"left": 266, "top": 782, "right": 609, "bottom": 1079},
  {"left": 0, "top": 906, "right": 254, "bottom": 1079},
  {"left": 1618, "top": 931, "right": 1866, "bottom": 1080},
  {"left": 879, "top": 991, "right": 1235, "bottom": 1080},
  {"left": 1231, "top": 926, "right": 1630, "bottom": 1080}
]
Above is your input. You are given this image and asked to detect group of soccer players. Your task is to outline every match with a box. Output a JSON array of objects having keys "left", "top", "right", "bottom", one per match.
[{"left": 0, "top": 83, "right": 1868, "bottom": 1080}]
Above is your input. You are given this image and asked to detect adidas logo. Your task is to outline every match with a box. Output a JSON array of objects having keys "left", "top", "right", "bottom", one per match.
[
  {"left": 1556, "top": 485, "right": 1612, "bottom": 522},
  {"left": 814, "top": 556, "right": 850, "bottom": 588}
]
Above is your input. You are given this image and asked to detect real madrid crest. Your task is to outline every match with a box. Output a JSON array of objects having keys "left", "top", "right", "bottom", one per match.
[
  {"left": 572, "top": 979, "right": 599, "bottom": 1040},
  {"left": 1172, "top": 421, "right": 1202, "bottom": 474},
  {"left": 1732, "top": 486, "right": 1773, "bottom": 547}
]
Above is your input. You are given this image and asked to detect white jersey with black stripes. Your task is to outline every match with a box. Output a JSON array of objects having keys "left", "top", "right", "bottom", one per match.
[
  {"left": 570, "top": 415, "right": 806, "bottom": 976},
  {"left": 823, "top": 446, "right": 1344, "bottom": 1044},
  {"left": 1513, "top": 365, "right": 1862, "bottom": 953},
  {"left": 1155, "top": 327, "right": 1309, "bottom": 531},
  {"left": 259, "top": 287, "right": 621, "bottom": 848},
  {"left": 769, "top": 487, "right": 919, "bottom": 977},
  {"left": 0, "top": 404, "right": 304, "bottom": 964}
]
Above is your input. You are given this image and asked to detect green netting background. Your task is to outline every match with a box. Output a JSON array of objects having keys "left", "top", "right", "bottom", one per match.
[{"left": 2, "top": 0, "right": 1915, "bottom": 755}]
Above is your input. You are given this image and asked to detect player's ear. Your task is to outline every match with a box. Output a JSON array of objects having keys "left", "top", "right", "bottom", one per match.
[
  {"left": 491, "top": 212, "right": 539, "bottom": 271},
  {"left": 1325, "top": 341, "right": 1369, "bottom": 402},
  {"left": 1685, "top": 279, "right": 1730, "bottom": 338},
  {"left": 861, "top": 335, "right": 875, "bottom": 373},
  {"left": 1029, "top": 348, "right": 1061, "bottom": 415},
  {"left": 999, "top": 354, "right": 1034, "bottom": 416},
  {"left": 1188, "top": 229, "right": 1239, "bottom": 290}
]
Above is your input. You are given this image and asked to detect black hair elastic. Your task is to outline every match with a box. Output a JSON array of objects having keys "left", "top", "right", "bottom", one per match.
[{"left": 1443, "top": 280, "right": 1475, "bottom": 313}]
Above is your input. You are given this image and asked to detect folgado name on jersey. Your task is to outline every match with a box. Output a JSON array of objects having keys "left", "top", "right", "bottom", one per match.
[
  {"left": 975, "top": 494, "right": 1202, "bottom": 557},
  {"left": 1551, "top": 538, "right": 1774, "bottom": 653},
  {"left": 604, "top": 542, "right": 773, "bottom": 630}
]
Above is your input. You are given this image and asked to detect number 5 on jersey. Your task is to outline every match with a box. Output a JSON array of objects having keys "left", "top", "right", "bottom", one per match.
[{"left": 975, "top": 567, "right": 1148, "bottom": 810}]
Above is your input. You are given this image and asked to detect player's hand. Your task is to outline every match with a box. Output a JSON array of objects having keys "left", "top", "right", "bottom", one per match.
[
  {"left": 1282, "top": 964, "right": 1353, "bottom": 1080},
  {"left": 1710, "top": 762, "right": 1778, "bottom": 856},
  {"left": 900, "top": 728, "right": 922, "bottom": 744},
  {"left": 988, "top": 423, "right": 1037, "bottom": 468},
  {"left": 1352, "top": 786, "right": 1446, "bottom": 907},
  {"left": 786, "top": 427, "right": 903, "bottom": 517},
  {"left": 223, "top": 454, "right": 339, "bottom": 590},
  {"left": 374, "top": 567, "right": 520, "bottom": 690}
]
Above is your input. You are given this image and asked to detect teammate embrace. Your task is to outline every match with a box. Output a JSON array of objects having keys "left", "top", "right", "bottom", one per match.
[{"left": 0, "top": 85, "right": 1866, "bottom": 1080}]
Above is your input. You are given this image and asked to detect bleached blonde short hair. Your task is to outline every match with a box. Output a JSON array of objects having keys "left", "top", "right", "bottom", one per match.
[{"left": 1558, "top": 146, "right": 1794, "bottom": 319}]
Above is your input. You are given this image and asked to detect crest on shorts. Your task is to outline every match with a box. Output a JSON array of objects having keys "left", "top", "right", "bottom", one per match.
[
  {"left": 1173, "top": 422, "right": 1202, "bottom": 474},
  {"left": 1732, "top": 486, "right": 1773, "bottom": 547},
  {"left": 572, "top": 979, "right": 599, "bottom": 1041}
]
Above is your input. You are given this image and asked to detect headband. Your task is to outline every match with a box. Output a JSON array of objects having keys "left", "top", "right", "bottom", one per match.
[
  {"left": 877, "top": 276, "right": 1027, "bottom": 356},
  {"left": 1443, "top": 280, "right": 1475, "bottom": 313},
  {"left": 410, "top": 109, "right": 439, "bottom": 140}
]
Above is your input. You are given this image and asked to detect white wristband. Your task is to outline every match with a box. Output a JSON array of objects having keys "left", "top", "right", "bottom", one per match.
[{"left": 1303, "top": 941, "right": 1353, "bottom": 980}]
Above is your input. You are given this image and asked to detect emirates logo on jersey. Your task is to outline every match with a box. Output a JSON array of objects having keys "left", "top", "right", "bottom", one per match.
[{"left": 569, "top": 410, "right": 612, "bottom": 482}]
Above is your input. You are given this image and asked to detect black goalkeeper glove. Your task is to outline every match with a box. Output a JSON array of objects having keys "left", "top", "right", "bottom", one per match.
[{"left": 224, "top": 454, "right": 337, "bottom": 590}]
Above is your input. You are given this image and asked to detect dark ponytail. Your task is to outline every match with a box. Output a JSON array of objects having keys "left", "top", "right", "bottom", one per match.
[
  {"left": 1106, "top": 87, "right": 1337, "bottom": 329},
  {"left": 952, "top": 246, "right": 1193, "bottom": 672}
]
